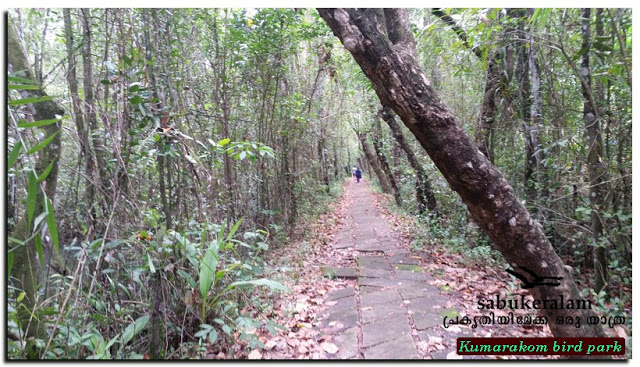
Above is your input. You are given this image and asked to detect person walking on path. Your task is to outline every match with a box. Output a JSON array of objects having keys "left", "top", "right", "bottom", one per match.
[
  {"left": 355, "top": 167, "right": 362, "bottom": 183},
  {"left": 352, "top": 166, "right": 357, "bottom": 181}
]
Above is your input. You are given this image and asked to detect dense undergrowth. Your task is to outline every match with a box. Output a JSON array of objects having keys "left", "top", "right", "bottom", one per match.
[{"left": 7, "top": 172, "right": 346, "bottom": 360}]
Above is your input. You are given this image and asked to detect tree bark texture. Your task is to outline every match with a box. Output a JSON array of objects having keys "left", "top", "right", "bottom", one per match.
[
  {"left": 81, "top": 9, "right": 110, "bottom": 226},
  {"left": 511, "top": 12, "right": 537, "bottom": 208},
  {"left": 318, "top": 8, "right": 604, "bottom": 339},
  {"left": 64, "top": 9, "right": 98, "bottom": 240},
  {"left": 381, "top": 106, "right": 437, "bottom": 213},
  {"left": 372, "top": 115, "right": 402, "bottom": 205},
  {"left": 476, "top": 51, "right": 500, "bottom": 162},
  {"left": 357, "top": 132, "right": 392, "bottom": 193},
  {"left": 143, "top": 9, "right": 173, "bottom": 230},
  {"left": 581, "top": 8, "right": 608, "bottom": 292},
  {"left": 526, "top": 28, "right": 548, "bottom": 220}
]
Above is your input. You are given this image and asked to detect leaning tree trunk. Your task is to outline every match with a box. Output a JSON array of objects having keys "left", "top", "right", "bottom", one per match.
[
  {"left": 581, "top": 8, "right": 608, "bottom": 293},
  {"left": 318, "top": 8, "right": 604, "bottom": 339},
  {"left": 357, "top": 132, "right": 392, "bottom": 193},
  {"left": 371, "top": 116, "right": 402, "bottom": 205},
  {"left": 381, "top": 106, "right": 437, "bottom": 213},
  {"left": 8, "top": 17, "right": 65, "bottom": 343}
]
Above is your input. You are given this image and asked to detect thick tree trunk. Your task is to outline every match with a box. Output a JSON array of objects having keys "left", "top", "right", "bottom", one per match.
[
  {"left": 371, "top": 115, "right": 402, "bottom": 205},
  {"left": 319, "top": 8, "right": 604, "bottom": 339},
  {"left": 381, "top": 106, "right": 437, "bottom": 214},
  {"left": 8, "top": 17, "right": 65, "bottom": 342},
  {"left": 581, "top": 8, "right": 608, "bottom": 293},
  {"left": 357, "top": 132, "right": 392, "bottom": 193}
]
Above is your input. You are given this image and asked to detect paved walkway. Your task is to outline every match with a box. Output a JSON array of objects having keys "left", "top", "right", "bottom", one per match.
[{"left": 317, "top": 180, "right": 460, "bottom": 359}]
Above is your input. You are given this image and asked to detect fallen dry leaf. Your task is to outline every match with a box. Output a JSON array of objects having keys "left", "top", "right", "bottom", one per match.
[
  {"left": 614, "top": 325, "right": 628, "bottom": 338},
  {"left": 321, "top": 342, "right": 339, "bottom": 354},
  {"left": 247, "top": 349, "right": 262, "bottom": 359},
  {"left": 264, "top": 339, "right": 278, "bottom": 350},
  {"left": 446, "top": 350, "right": 463, "bottom": 359}
]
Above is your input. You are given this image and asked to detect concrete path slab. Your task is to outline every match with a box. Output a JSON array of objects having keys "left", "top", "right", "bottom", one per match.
[
  {"left": 359, "top": 268, "right": 394, "bottom": 278},
  {"left": 364, "top": 334, "right": 419, "bottom": 359},
  {"left": 321, "top": 307, "right": 359, "bottom": 333},
  {"left": 322, "top": 267, "right": 357, "bottom": 279},
  {"left": 332, "top": 327, "right": 359, "bottom": 359},
  {"left": 332, "top": 241, "right": 355, "bottom": 249},
  {"left": 360, "top": 288, "right": 403, "bottom": 307},
  {"left": 314, "top": 181, "right": 453, "bottom": 359},
  {"left": 361, "top": 301, "right": 405, "bottom": 324},
  {"left": 397, "top": 281, "right": 441, "bottom": 300},
  {"left": 325, "top": 295, "right": 357, "bottom": 312},
  {"left": 412, "top": 311, "right": 443, "bottom": 330},
  {"left": 358, "top": 276, "right": 402, "bottom": 288},
  {"left": 362, "top": 314, "right": 411, "bottom": 347},
  {"left": 326, "top": 287, "right": 356, "bottom": 301}
]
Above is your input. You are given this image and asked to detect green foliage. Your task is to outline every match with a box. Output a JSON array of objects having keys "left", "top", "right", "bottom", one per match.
[
  {"left": 9, "top": 95, "right": 55, "bottom": 106},
  {"left": 197, "top": 218, "right": 288, "bottom": 321},
  {"left": 6, "top": 218, "right": 287, "bottom": 359},
  {"left": 7, "top": 73, "right": 63, "bottom": 276},
  {"left": 208, "top": 138, "right": 276, "bottom": 162}
]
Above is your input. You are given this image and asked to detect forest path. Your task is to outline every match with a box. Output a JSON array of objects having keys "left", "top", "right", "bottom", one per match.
[{"left": 316, "top": 179, "right": 462, "bottom": 359}]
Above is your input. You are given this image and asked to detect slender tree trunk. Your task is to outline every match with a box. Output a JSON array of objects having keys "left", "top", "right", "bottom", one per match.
[
  {"left": 477, "top": 51, "right": 501, "bottom": 162},
  {"left": 64, "top": 9, "right": 97, "bottom": 239},
  {"left": 357, "top": 132, "right": 392, "bottom": 193},
  {"left": 34, "top": 9, "right": 50, "bottom": 83},
  {"left": 143, "top": 9, "right": 172, "bottom": 230},
  {"left": 81, "top": 8, "right": 110, "bottom": 235},
  {"left": 319, "top": 136, "right": 330, "bottom": 192},
  {"left": 581, "top": 8, "right": 608, "bottom": 293},
  {"left": 372, "top": 115, "right": 402, "bottom": 205},
  {"left": 526, "top": 27, "right": 548, "bottom": 221},
  {"left": 511, "top": 13, "right": 536, "bottom": 208},
  {"left": 333, "top": 143, "right": 339, "bottom": 179},
  {"left": 319, "top": 8, "right": 604, "bottom": 339},
  {"left": 432, "top": 8, "right": 510, "bottom": 163},
  {"left": 215, "top": 11, "right": 236, "bottom": 222},
  {"left": 381, "top": 106, "right": 437, "bottom": 213},
  {"left": 358, "top": 156, "right": 370, "bottom": 177}
]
